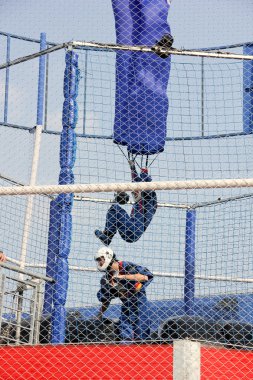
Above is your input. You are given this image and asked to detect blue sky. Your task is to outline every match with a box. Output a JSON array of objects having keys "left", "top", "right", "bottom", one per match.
[{"left": 0, "top": 0, "right": 253, "bottom": 48}]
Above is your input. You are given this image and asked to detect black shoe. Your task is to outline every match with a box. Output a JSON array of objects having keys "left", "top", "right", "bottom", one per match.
[
  {"left": 114, "top": 192, "right": 130, "bottom": 205},
  {"left": 151, "top": 34, "right": 174, "bottom": 59},
  {"left": 95, "top": 230, "right": 113, "bottom": 246}
]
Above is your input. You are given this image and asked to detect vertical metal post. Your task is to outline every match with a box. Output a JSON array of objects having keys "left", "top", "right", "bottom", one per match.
[
  {"left": 82, "top": 50, "right": 88, "bottom": 134},
  {"left": 201, "top": 57, "right": 205, "bottom": 137},
  {"left": 173, "top": 340, "right": 201, "bottom": 380},
  {"left": 0, "top": 274, "right": 5, "bottom": 335},
  {"left": 37, "top": 32, "right": 47, "bottom": 126},
  {"left": 184, "top": 209, "right": 196, "bottom": 315},
  {"left": 44, "top": 47, "right": 49, "bottom": 130},
  {"left": 34, "top": 281, "right": 44, "bottom": 344},
  {"left": 17, "top": 33, "right": 47, "bottom": 342},
  {"left": 243, "top": 44, "right": 253, "bottom": 133},
  {"left": 20, "top": 32, "right": 46, "bottom": 271},
  {"left": 15, "top": 289, "right": 24, "bottom": 344},
  {"left": 29, "top": 286, "right": 37, "bottom": 344},
  {"left": 4, "top": 35, "right": 11, "bottom": 123}
]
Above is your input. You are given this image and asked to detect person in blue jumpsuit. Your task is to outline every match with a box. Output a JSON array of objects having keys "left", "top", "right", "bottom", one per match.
[
  {"left": 95, "top": 161, "right": 157, "bottom": 246},
  {"left": 94, "top": 246, "right": 153, "bottom": 341}
]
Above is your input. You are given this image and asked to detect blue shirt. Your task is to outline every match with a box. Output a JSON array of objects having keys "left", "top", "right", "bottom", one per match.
[{"left": 97, "top": 261, "right": 153, "bottom": 304}]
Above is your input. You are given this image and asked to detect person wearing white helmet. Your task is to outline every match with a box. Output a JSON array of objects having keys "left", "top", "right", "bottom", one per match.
[{"left": 94, "top": 246, "right": 154, "bottom": 341}]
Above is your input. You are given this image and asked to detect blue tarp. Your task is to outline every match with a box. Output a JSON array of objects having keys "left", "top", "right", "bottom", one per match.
[{"left": 112, "top": 0, "right": 172, "bottom": 155}]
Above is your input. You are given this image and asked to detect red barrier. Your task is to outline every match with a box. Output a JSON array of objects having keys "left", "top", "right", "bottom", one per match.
[{"left": 0, "top": 344, "right": 252, "bottom": 380}]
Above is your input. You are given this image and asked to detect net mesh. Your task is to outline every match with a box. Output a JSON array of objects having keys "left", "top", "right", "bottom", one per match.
[{"left": 0, "top": 3, "right": 253, "bottom": 377}]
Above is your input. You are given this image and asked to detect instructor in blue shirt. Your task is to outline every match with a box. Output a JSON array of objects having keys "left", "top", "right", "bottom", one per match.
[{"left": 94, "top": 246, "right": 153, "bottom": 341}]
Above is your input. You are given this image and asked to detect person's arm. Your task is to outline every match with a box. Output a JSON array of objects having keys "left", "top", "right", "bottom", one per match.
[
  {"left": 0, "top": 251, "right": 6, "bottom": 262},
  {"left": 114, "top": 273, "right": 149, "bottom": 282},
  {"left": 128, "top": 160, "right": 138, "bottom": 181},
  {"left": 128, "top": 160, "right": 142, "bottom": 203}
]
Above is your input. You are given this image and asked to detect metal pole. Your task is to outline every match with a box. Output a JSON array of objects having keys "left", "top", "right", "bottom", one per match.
[
  {"left": 184, "top": 209, "right": 196, "bottom": 315},
  {"left": 16, "top": 33, "right": 46, "bottom": 342},
  {"left": 82, "top": 50, "right": 88, "bottom": 134},
  {"left": 243, "top": 44, "right": 253, "bottom": 133},
  {"left": 0, "top": 274, "right": 5, "bottom": 336},
  {"left": 19, "top": 32, "right": 46, "bottom": 271},
  {"left": 4, "top": 35, "right": 11, "bottom": 123},
  {"left": 44, "top": 45, "right": 49, "bottom": 130},
  {"left": 201, "top": 57, "right": 205, "bottom": 136}
]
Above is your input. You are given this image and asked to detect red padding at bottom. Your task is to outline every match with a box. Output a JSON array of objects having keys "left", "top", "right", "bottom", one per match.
[{"left": 0, "top": 344, "right": 252, "bottom": 379}]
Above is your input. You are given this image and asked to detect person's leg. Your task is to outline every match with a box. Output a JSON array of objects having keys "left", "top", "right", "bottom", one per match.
[
  {"left": 133, "top": 295, "right": 151, "bottom": 341},
  {"left": 119, "top": 304, "right": 134, "bottom": 341},
  {"left": 139, "top": 170, "right": 158, "bottom": 231},
  {"left": 117, "top": 204, "right": 145, "bottom": 242},
  {"left": 95, "top": 203, "right": 144, "bottom": 244},
  {"left": 126, "top": 297, "right": 139, "bottom": 340},
  {"left": 95, "top": 204, "right": 123, "bottom": 245}
]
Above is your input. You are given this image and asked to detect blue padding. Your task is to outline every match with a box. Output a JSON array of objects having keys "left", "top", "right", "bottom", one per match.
[
  {"left": 60, "top": 128, "right": 77, "bottom": 168},
  {"left": 59, "top": 169, "right": 75, "bottom": 185},
  {"left": 65, "top": 50, "right": 78, "bottom": 66},
  {"left": 58, "top": 212, "right": 72, "bottom": 259},
  {"left": 57, "top": 193, "right": 73, "bottom": 206},
  {"left": 243, "top": 44, "right": 253, "bottom": 133},
  {"left": 63, "top": 66, "right": 80, "bottom": 99},
  {"left": 62, "top": 99, "right": 78, "bottom": 128},
  {"left": 44, "top": 50, "right": 79, "bottom": 343},
  {"left": 51, "top": 306, "right": 66, "bottom": 343},
  {"left": 54, "top": 258, "right": 69, "bottom": 303},
  {"left": 184, "top": 209, "right": 196, "bottom": 316},
  {"left": 112, "top": 0, "right": 172, "bottom": 155}
]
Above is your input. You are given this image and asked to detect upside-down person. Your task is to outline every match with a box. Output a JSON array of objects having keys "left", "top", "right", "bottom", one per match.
[
  {"left": 95, "top": 161, "right": 157, "bottom": 246},
  {"left": 94, "top": 246, "right": 153, "bottom": 341}
]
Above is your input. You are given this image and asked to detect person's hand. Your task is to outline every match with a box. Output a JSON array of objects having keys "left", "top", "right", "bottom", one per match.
[
  {"left": 0, "top": 252, "right": 6, "bottom": 262},
  {"left": 91, "top": 312, "right": 103, "bottom": 321},
  {"left": 112, "top": 274, "right": 124, "bottom": 280}
]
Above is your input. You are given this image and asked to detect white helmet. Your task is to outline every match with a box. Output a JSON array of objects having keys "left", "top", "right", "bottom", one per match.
[{"left": 94, "top": 246, "right": 114, "bottom": 272}]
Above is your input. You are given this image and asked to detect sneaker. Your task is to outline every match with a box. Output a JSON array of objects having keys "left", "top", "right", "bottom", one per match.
[
  {"left": 151, "top": 34, "right": 174, "bottom": 59},
  {"left": 113, "top": 192, "right": 130, "bottom": 205},
  {"left": 94, "top": 230, "right": 112, "bottom": 246}
]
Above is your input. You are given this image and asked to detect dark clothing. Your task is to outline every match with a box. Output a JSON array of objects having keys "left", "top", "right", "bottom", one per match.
[
  {"left": 97, "top": 261, "right": 153, "bottom": 340},
  {"left": 102, "top": 172, "right": 157, "bottom": 243}
]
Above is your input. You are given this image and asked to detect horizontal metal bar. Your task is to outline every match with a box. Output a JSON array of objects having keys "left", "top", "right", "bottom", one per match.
[
  {"left": 14, "top": 263, "right": 253, "bottom": 283},
  {"left": 0, "top": 262, "right": 54, "bottom": 283},
  {"left": 73, "top": 195, "right": 189, "bottom": 209},
  {"left": 72, "top": 41, "right": 253, "bottom": 60},
  {"left": 1, "top": 121, "right": 253, "bottom": 142},
  {"left": 0, "top": 30, "right": 58, "bottom": 46},
  {"left": 0, "top": 43, "right": 68, "bottom": 70},
  {"left": 1, "top": 40, "right": 252, "bottom": 73},
  {"left": 191, "top": 192, "right": 253, "bottom": 209}
]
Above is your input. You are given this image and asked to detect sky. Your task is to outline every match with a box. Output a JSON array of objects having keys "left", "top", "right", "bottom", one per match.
[{"left": 0, "top": 0, "right": 253, "bottom": 48}]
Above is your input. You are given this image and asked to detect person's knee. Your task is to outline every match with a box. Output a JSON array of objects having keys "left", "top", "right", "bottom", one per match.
[
  {"left": 140, "top": 172, "right": 152, "bottom": 182},
  {"left": 120, "top": 227, "right": 144, "bottom": 242}
]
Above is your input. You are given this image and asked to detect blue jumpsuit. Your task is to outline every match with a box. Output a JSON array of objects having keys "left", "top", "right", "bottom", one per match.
[
  {"left": 97, "top": 261, "right": 153, "bottom": 340},
  {"left": 103, "top": 171, "right": 157, "bottom": 243}
]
